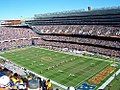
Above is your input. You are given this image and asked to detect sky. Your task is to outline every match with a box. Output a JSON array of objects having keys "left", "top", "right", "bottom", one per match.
[{"left": 0, "top": 0, "right": 120, "bottom": 20}]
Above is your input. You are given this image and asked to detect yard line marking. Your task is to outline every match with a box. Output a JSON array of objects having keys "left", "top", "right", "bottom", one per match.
[
  {"left": 0, "top": 56, "right": 68, "bottom": 90},
  {"left": 34, "top": 46, "right": 113, "bottom": 63},
  {"left": 75, "top": 63, "right": 109, "bottom": 88},
  {"left": 0, "top": 46, "right": 114, "bottom": 89}
]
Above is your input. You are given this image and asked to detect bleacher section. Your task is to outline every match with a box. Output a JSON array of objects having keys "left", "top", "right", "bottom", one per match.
[
  {"left": 31, "top": 25, "right": 120, "bottom": 58},
  {"left": 32, "top": 25, "right": 120, "bottom": 37},
  {"left": 26, "top": 7, "right": 120, "bottom": 25},
  {"left": 25, "top": 7, "right": 120, "bottom": 58},
  {"left": 0, "top": 26, "right": 40, "bottom": 51},
  {"left": 0, "top": 7, "right": 120, "bottom": 90}
]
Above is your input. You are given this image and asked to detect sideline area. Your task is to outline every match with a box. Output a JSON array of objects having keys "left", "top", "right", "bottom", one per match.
[
  {"left": 0, "top": 55, "right": 68, "bottom": 90},
  {"left": 98, "top": 69, "right": 120, "bottom": 90}
]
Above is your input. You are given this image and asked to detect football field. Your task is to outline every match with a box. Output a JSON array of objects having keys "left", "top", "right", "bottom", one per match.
[
  {"left": 104, "top": 72, "right": 120, "bottom": 90},
  {"left": 0, "top": 47, "right": 112, "bottom": 87}
]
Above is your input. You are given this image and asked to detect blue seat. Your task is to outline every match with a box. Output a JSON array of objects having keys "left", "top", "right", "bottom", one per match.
[{"left": 0, "top": 72, "right": 5, "bottom": 77}]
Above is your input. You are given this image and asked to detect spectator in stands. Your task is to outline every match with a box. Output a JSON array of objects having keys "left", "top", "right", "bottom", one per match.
[
  {"left": 67, "top": 86, "right": 75, "bottom": 90},
  {"left": 41, "top": 79, "right": 47, "bottom": 90},
  {"left": 0, "top": 68, "right": 11, "bottom": 90},
  {"left": 46, "top": 79, "right": 53, "bottom": 90}
]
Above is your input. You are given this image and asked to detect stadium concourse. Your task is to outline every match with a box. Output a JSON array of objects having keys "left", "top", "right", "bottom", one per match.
[{"left": 0, "top": 7, "right": 120, "bottom": 90}]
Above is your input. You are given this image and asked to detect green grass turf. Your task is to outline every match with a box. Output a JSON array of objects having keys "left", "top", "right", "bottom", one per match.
[
  {"left": 105, "top": 73, "right": 120, "bottom": 90},
  {"left": 0, "top": 47, "right": 111, "bottom": 87}
]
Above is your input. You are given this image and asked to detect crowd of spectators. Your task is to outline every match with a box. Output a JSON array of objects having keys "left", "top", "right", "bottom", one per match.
[
  {"left": 0, "top": 24, "right": 119, "bottom": 89},
  {"left": 0, "top": 59, "right": 54, "bottom": 90},
  {"left": 0, "top": 27, "right": 38, "bottom": 41},
  {"left": 32, "top": 25, "right": 120, "bottom": 58},
  {"left": 41, "top": 35, "right": 120, "bottom": 48},
  {"left": 0, "top": 27, "right": 39, "bottom": 51},
  {"left": 38, "top": 41, "right": 120, "bottom": 57},
  {"left": 33, "top": 25, "right": 120, "bottom": 37},
  {"left": 0, "top": 25, "right": 119, "bottom": 57},
  {"left": 0, "top": 39, "right": 32, "bottom": 51}
]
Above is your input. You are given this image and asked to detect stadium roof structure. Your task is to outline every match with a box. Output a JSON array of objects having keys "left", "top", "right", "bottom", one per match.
[{"left": 34, "top": 6, "right": 120, "bottom": 19}]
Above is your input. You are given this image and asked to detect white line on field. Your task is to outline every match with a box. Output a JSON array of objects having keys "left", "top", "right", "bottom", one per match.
[
  {"left": 98, "top": 69, "right": 120, "bottom": 90},
  {"left": 0, "top": 56, "right": 68, "bottom": 90},
  {"left": 75, "top": 63, "right": 109, "bottom": 88}
]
